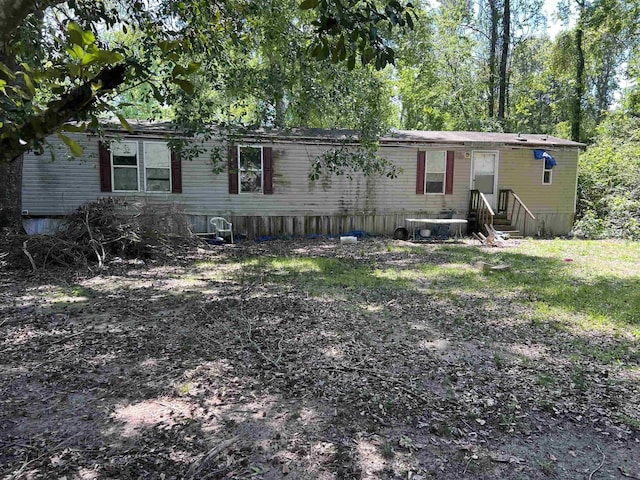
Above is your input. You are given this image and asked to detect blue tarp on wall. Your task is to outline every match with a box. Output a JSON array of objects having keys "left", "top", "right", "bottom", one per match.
[{"left": 533, "top": 149, "right": 557, "bottom": 169}]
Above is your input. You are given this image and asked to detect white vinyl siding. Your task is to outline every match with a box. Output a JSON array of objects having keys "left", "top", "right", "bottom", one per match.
[{"left": 20, "top": 131, "right": 580, "bottom": 236}]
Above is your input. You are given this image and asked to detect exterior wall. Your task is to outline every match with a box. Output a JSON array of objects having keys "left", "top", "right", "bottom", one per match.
[
  {"left": 22, "top": 134, "right": 101, "bottom": 216},
  {"left": 497, "top": 147, "right": 578, "bottom": 235},
  {"left": 21, "top": 133, "right": 579, "bottom": 238},
  {"left": 21, "top": 134, "right": 184, "bottom": 215}
]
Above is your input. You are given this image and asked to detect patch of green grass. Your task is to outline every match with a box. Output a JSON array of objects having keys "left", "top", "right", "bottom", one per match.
[
  {"left": 176, "top": 382, "right": 193, "bottom": 396},
  {"left": 535, "top": 374, "right": 556, "bottom": 387},
  {"left": 68, "top": 286, "right": 91, "bottom": 297},
  {"left": 509, "top": 241, "right": 640, "bottom": 331},
  {"left": 51, "top": 285, "right": 92, "bottom": 299},
  {"left": 50, "top": 285, "right": 93, "bottom": 309},
  {"left": 193, "top": 239, "right": 640, "bottom": 369},
  {"left": 537, "top": 457, "right": 555, "bottom": 476},
  {"left": 571, "top": 366, "right": 589, "bottom": 393},
  {"left": 384, "top": 244, "right": 428, "bottom": 255},
  {"left": 499, "top": 413, "right": 517, "bottom": 431},
  {"left": 431, "top": 240, "right": 640, "bottom": 352},
  {"left": 618, "top": 414, "right": 640, "bottom": 429},
  {"left": 379, "top": 441, "right": 395, "bottom": 460},
  {"left": 232, "top": 256, "right": 414, "bottom": 295},
  {"left": 570, "top": 338, "right": 638, "bottom": 364}
]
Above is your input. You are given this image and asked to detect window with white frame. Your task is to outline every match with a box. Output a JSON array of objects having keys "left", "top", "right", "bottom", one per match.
[
  {"left": 543, "top": 163, "right": 553, "bottom": 185},
  {"left": 144, "top": 142, "right": 171, "bottom": 192},
  {"left": 238, "top": 146, "right": 263, "bottom": 193},
  {"left": 111, "top": 141, "right": 139, "bottom": 191},
  {"left": 425, "top": 151, "right": 446, "bottom": 194}
]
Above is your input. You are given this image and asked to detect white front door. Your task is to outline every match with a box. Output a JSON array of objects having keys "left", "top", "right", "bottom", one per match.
[{"left": 471, "top": 151, "right": 499, "bottom": 209}]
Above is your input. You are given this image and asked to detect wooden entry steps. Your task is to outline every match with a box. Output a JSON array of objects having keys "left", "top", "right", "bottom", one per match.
[
  {"left": 492, "top": 213, "right": 522, "bottom": 239},
  {"left": 468, "top": 189, "right": 534, "bottom": 238}
]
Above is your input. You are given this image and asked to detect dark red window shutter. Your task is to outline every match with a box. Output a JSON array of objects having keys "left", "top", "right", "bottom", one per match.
[
  {"left": 228, "top": 146, "right": 238, "bottom": 194},
  {"left": 445, "top": 150, "right": 455, "bottom": 194},
  {"left": 263, "top": 146, "right": 273, "bottom": 194},
  {"left": 416, "top": 150, "right": 426, "bottom": 194},
  {"left": 99, "top": 141, "right": 112, "bottom": 192},
  {"left": 171, "top": 150, "right": 182, "bottom": 193}
]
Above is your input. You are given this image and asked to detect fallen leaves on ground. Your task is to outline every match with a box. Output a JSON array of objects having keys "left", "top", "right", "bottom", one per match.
[{"left": 1, "top": 238, "right": 638, "bottom": 479}]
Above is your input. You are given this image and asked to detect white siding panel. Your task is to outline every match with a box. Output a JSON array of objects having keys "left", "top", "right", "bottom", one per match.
[
  {"left": 22, "top": 134, "right": 102, "bottom": 215},
  {"left": 177, "top": 143, "right": 468, "bottom": 217}
]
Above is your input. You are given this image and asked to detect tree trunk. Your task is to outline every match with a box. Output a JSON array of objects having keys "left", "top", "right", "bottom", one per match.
[
  {"left": 595, "top": 46, "right": 615, "bottom": 123},
  {"left": 498, "top": 0, "right": 510, "bottom": 124},
  {"left": 0, "top": 155, "right": 24, "bottom": 230},
  {"left": 572, "top": 25, "right": 585, "bottom": 142},
  {"left": 275, "top": 95, "right": 285, "bottom": 128},
  {"left": 488, "top": 0, "right": 499, "bottom": 119}
]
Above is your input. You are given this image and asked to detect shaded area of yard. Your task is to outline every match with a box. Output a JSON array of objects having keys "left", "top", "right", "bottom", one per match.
[{"left": 1, "top": 238, "right": 639, "bottom": 479}]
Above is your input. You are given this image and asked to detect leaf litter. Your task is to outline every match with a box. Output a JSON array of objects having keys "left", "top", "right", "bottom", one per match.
[{"left": 0, "top": 237, "right": 638, "bottom": 479}]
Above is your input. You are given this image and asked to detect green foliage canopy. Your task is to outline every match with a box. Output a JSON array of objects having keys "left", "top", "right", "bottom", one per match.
[
  {"left": 574, "top": 114, "right": 640, "bottom": 239},
  {"left": 0, "top": 0, "right": 416, "bottom": 166}
]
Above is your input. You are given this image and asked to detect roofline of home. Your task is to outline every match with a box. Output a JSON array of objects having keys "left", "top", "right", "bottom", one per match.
[{"left": 92, "top": 121, "right": 586, "bottom": 150}]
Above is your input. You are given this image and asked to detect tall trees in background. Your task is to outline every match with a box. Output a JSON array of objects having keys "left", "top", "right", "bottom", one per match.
[
  {"left": 571, "top": 1, "right": 586, "bottom": 142},
  {"left": 498, "top": 0, "right": 510, "bottom": 123},
  {"left": 0, "top": 0, "right": 416, "bottom": 227},
  {"left": 3, "top": 0, "right": 640, "bottom": 146},
  {"left": 394, "top": 0, "right": 638, "bottom": 141},
  {"left": 103, "top": 0, "right": 640, "bottom": 143},
  {"left": 163, "top": 0, "right": 398, "bottom": 133},
  {"left": 555, "top": 0, "right": 639, "bottom": 141}
]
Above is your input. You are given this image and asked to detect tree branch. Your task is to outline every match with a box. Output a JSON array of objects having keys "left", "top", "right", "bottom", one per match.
[
  {"left": 0, "top": 63, "right": 127, "bottom": 164},
  {"left": 0, "top": 0, "right": 66, "bottom": 46}
]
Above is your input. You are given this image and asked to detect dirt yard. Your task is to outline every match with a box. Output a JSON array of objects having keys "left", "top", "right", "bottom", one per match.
[{"left": 1, "top": 238, "right": 639, "bottom": 479}]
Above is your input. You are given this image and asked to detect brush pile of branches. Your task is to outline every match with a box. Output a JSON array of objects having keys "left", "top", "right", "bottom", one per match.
[{"left": 4, "top": 198, "right": 201, "bottom": 270}]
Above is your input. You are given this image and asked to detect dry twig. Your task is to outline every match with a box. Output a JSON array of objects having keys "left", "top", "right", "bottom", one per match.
[
  {"left": 5, "top": 198, "right": 201, "bottom": 270},
  {"left": 8, "top": 433, "right": 80, "bottom": 480},
  {"left": 186, "top": 435, "right": 241, "bottom": 479},
  {"left": 618, "top": 466, "right": 640, "bottom": 479},
  {"left": 588, "top": 445, "right": 605, "bottom": 480},
  {"left": 22, "top": 240, "right": 37, "bottom": 272}
]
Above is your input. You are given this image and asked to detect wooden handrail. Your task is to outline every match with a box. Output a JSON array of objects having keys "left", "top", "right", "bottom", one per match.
[
  {"left": 478, "top": 192, "right": 495, "bottom": 216},
  {"left": 510, "top": 191, "right": 535, "bottom": 220},
  {"left": 498, "top": 189, "right": 536, "bottom": 236},
  {"left": 499, "top": 189, "right": 535, "bottom": 220},
  {"left": 468, "top": 189, "right": 495, "bottom": 234}
]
